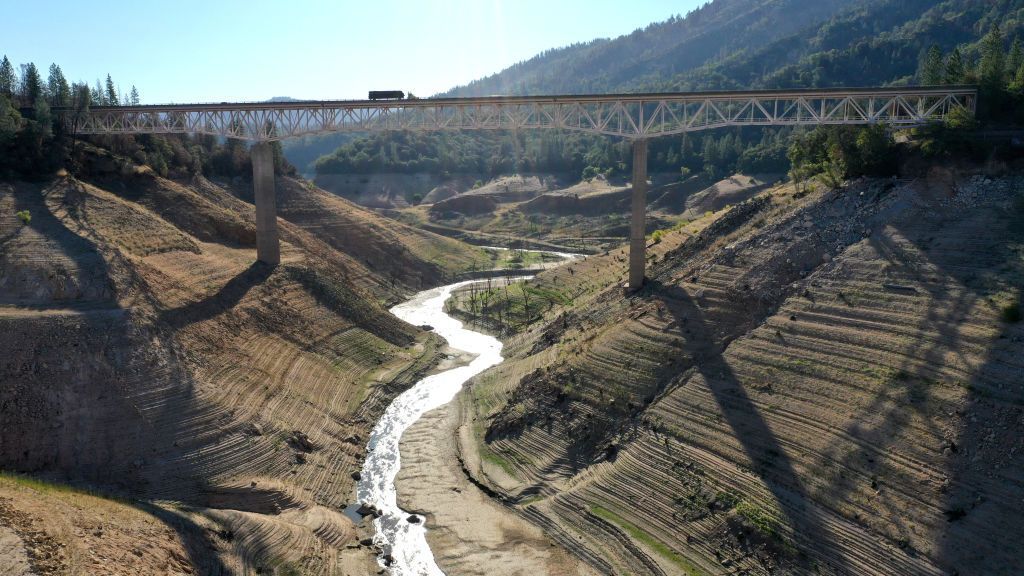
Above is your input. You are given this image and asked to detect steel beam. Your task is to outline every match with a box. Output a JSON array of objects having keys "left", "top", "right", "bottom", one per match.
[
  {"left": 628, "top": 139, "right": 648, "bottom": 291},
  {"left": 251, "top": 142, "right": 280, "bottom": 266}
]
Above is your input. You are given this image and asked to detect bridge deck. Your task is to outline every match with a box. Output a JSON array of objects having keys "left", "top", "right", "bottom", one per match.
[{"left": 65, "top": 86, "right": 976, "bottom": 142}]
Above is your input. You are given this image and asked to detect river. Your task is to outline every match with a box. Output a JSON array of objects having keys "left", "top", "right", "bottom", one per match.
[
  {"left": 353, "top": 279, "right": 509, "bottom": 575},
  {"left": 354, "top": 244, "right": 582, "bottom": 574}
]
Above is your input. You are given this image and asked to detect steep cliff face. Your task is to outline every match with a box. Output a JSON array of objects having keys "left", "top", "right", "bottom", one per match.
[
  {"left": 0, "top": 158, "right": 484, "bottom": 573},
  {"left": 460, "top": 172, "right": 1024, "bottom": 575}
]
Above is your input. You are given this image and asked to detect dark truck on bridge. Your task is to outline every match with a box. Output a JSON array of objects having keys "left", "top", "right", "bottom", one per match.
[{"left": 368, "top": 90, "right": 405, "bottom": 101}]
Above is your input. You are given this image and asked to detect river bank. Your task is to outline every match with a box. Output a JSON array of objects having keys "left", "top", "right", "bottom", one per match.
[
  {"left": 353, "top": 250, "right": 579, "bottom": 574},
  {"left": 394, "top": 391, "right": 593, "bottom": 576}
]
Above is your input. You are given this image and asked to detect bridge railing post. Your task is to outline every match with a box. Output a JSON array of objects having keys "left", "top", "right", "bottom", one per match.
[
  {"left": 251, "top": 141, "right": 280, "bottom": 266},
  {"left": 628, "top": 138, "right": 648, "bottom": 291}
]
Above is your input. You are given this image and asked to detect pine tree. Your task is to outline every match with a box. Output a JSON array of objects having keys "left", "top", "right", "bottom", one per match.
[
  {"left": 945, "top": 47, "right": 965, "bottom": 84},
  {"left": 1008, "top": 37, "right": 1023, "bottom": 84},
  {"left": 47, "top": 64, "right": 70, "bottom": 107},
  {"left": 93, "top": 79, "right": 104, "bottom": 105},
  {"left": 71, "top": 82, "right": 92, "bottom": 111},
  {"left": 104, "top": 74, "right": 118, "bottom": 106},
  {"left": 919, "top": 45, "right": 944, "bottom": 85},
  {"left": 979, "top": 24, "right": 1006, "bottom": 89},
  {"left": 0, "top": 56, "right": 15, "bottom": 96},
  {"left": 129, "top": 85, "right": 140, "bottom": 106},
  {"left": 19, "top": 63, "right": 43, "bottom": 105}
]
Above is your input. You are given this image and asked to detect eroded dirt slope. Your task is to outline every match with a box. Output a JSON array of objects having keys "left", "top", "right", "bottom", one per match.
[
  {"left": 457, "top": 173, "right": 1024, "bottom": 575},
  {"left": 0, "top": 158, "right": 484, "bottom": 574}
]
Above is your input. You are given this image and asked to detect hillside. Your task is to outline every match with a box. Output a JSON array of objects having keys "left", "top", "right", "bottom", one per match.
[
  {"left": 444, "top": 0, "right": 861, "bottom": 96},
  {"left": 0, "top": 147, "right": 487, "bottom": 574},
  {"left": 431, "top": 168, "right": 1024, "bottom": 574},
  {"left": 305, "top": 0, "right": 1024, "bottom": 202},
  {"left": 448, "top": 0, "right": 1023, "bottom": 95}
]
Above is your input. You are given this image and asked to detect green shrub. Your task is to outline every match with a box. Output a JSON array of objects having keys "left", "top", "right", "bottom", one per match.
[
  {"left": 15, "top": 210, "right": 30, "bottom": 225},
  {"left": 735, "top": 500, "right": 779, "bottom": 538}
]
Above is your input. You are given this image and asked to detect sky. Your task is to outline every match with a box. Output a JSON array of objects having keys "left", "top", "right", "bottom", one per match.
[{"left": 3, "top": 0, "right": 703, "bottom": 104}]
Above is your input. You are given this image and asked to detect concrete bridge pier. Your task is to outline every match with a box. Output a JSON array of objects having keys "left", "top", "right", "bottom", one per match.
[
  {"left": 251, "top": 141, "right": 281, "bottom": 266},
  {"left": 628, "top": 138, "right": 648, "bottom": 291}
]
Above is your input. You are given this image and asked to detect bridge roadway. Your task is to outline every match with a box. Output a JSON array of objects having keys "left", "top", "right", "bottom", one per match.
[{"left": 64, "top": 86, "right": 977, "bottom": 288}]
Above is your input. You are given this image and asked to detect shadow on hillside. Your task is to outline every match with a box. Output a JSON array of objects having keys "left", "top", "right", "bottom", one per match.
[
  {"left": 4, "top": 182, "right": 116, "bottom": 304},
  {"left": 159, "top": 262, "right": 272, "bottom": 329},
  {"left": 936, "top": 286, "right": 1024, "bottom": 576},
  {"left": 647, "top": 279, "right": 849, "bottom": 573},
  {"left": 805, "top": 193, "right": 1023, "bottom": 573},
  {"left": 2, "top": 185, "right": 231, "bottom": 574},
  {"left": 910, "top": 216, "right": 1024, "bottom": 573},
  {"left": 131, "top": 501, "right": 230, "bottom": 575}
]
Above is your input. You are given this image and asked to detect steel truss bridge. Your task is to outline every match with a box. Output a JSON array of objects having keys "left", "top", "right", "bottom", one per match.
[
  {"left": 68, "top": 86, "right": 975, "bottom": 142},
  {"left": 63, "top": 86, "right": 977, "bottom": 286}
]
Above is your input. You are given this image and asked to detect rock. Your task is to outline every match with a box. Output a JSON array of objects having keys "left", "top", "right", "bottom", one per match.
[
  {"left": 356, "top": 503, "right": 377, "bottom": 516},
  {"left": 244, "top": 422, "right": 264, "bottom": 436},
  {"left": 294, "top": 452, "right": 306, "bottom": 464},
  {"left": 359, "top": 538, "right": 373, "bottom": 546},
  {"left": 343, "top": 434, "right": 362, "bottom": 445},
  {"left": 289, "top": 430, "right": 316, "bottom": 452},
  {"left": 351, "top": 471, "right": 361, "bottom": 481},
  {"left": 419, "top": 324, "right": 434, "bottom": 331},
  {"left": 407, "top": 515, "right": 420, "bottom": 524}
]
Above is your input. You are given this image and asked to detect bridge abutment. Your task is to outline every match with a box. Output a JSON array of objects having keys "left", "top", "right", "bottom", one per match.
[
  {"left": 252, "top": 141, "right": 281, "bottom": 266},
  {"left": 628, "top": 138, "right": 648, "bottom": 291}
]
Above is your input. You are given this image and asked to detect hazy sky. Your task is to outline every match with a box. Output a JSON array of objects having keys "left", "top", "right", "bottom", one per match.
[{"left": 3, "top": 0, "right": 703, "bottom": 104}]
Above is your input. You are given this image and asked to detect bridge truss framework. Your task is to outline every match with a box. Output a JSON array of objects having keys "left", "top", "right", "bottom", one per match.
[
  {"left": 68, "top": 87, "right": 976, "bottom": 142},
  {"left": 64, "top": 86, "right": 977, "bottom": 285}
]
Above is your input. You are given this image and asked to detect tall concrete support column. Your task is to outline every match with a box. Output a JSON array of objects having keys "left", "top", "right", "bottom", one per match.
[
  {"left": 628, "top": 138, "right": 648, "bottom": 290},
  {"left": 251, "top": 141, "right": 280, "bottom": 266}
]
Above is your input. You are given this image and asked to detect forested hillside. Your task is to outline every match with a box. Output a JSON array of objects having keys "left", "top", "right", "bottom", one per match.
[
  {"left": 444, "top": 0, "right": 861, "bottom": 96},
  {"left": 448, "top": 0, "right": 1023, "bottom": 95},
  {"left": 311, "top": 0, "right": 1024, "bottom": 190}
]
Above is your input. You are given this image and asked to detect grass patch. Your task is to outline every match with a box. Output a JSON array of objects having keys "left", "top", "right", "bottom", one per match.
[
  {"left": 479, "top": 445, "right": 518, "bottom": 477},
  {"left": 735, "top": 500, "right": 781, "bottom": 539},
  {"left": 0, "top": 471, "right": 132, "bottom": 507},
  {"left": 590, "top": 505, "right": 707, "bottom": 575},
  {"left": 0, "top": 471, "right": 85, "bottom": 495},
  {"left": 472, "top": 419, "right": 523, "bottom": 479}
]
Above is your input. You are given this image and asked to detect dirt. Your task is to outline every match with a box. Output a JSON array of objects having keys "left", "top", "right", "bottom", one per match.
[
  {"left": 653, "top": 173, "right": 780, "bottom": 216},
  {"left": 0, "top": 476, "right": 199, "bottom": 576},
  {"left": 5, "top": 139, "right": 1023, "bottom": 576},
  {"left": 0, "top": 144, "right": 489, "bottom": 575},
  {"left": 430, "top": 194, "right": 499, "bottom": 217},
  {"left": 447, "top": 171, "right": 1024, "bottom": 575},
  {"left": 394, "top": 396, "right": 595, "bottom": 576}
]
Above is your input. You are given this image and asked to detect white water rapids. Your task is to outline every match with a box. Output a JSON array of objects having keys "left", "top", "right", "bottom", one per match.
[{"left": 354, "top": 280, "right": 507, "bottom": 575}]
